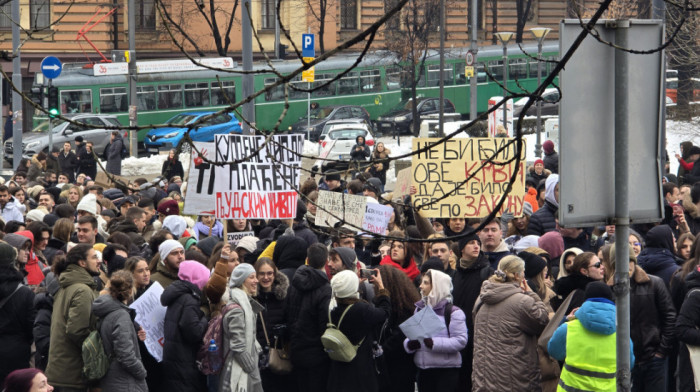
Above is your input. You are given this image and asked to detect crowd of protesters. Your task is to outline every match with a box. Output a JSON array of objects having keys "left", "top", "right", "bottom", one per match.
[{"left": 2, "top": 136, "right": 700, "bottom": 392}]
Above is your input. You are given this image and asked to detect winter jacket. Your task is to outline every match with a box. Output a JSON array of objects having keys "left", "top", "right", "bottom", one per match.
[
  {"left": 527, "top": 201, "right": 558, "bottom": 236},
  {"left": 293, "top": 220, "right": 318, "bottom": 246},
  {"left": 484, "top": 240, "right": 512, "bottom": 270},
  {"left": 204, "top": 258, "right": 229, "bottom": 306},
  {"left": 637, "top": 225, "right": 682, "bottom": 289},
  {"left": 327, "top": 291, "right": 391, "bottom": 392},
  {"left": 33, "top": 272, "right": 59, "bottom": 371},
  {"left": 404, "top": 299, "right": 468, "bottom": 369},
  {"left": 92, "top": 295, "right": 147, "bottom": 392},
  {"left": 46, "top": 154, "right": 59, "bottom": 177},
  {"left": 27, "top": 160, "right": 45, "bottom": 182},
  {"left": 551, "top": 274, "right": 597, "bottom": 315},
  {"left": 527, "top": 166, "right": 551, "bottom": 185},
  {"left": 161, "top": 158, "right": 184, "bottom": 181},
  {"left": 106, "top": 134, "right": 124, "bottom": 175},
  {"left": 77, "top": 146, "right": 97, "bottom": 180},
  {"left": 472, "top": 280, "right": 549, "bottom": 392},
  {"left": 548, "top": 299, "right": 634, "bottom": 386},
  {"left": 273, "top": 235, "right": 309, "bottom": 283},
  {"left": 350, "top": 138, "right": 371, "bottom": 161},
  {"left": 45, "top": 264, "right": 99, "bottom": 389},
  {"left": 43, "top": 237, "right": 66, "bottom": 266},
  {"left": 608, "top": 265, "right": 676, "bottom": 364},
  {"left": 285, "top": 265, "right": 331, "bottom": 368},
  {"left": 253, "top": 271, "right": 289, "bottom": 348},
  {"left": 58, "top": 151, "right": 78, "bottom": 182},
  {"left": 543, "top": 150, "right": 559, "bottom": 174},
  {"left": 151, "top": 260, "right": 179, "bottom": 289},
  {"left": 676, "top": 269, "right": 700, "bottom": 392},
  {"left": 0, "top": 267, "right": 35, "bottom": 384},
  {"left": 524, "top": 186, "right": 540, "bottom": 214},
  {"left": 160, "top": 279, "right": 208, "bottom": 392},
  {"left": 0, "top": 197, "right": 24, "bottom": 224}
]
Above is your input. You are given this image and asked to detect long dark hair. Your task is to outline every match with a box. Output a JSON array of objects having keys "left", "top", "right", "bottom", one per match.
[
  {"left": 377, "top": 265, "right": 420, "bottom": 324},
  {"left": 679, "top": 235, "right": 700, "bottom": 280}
]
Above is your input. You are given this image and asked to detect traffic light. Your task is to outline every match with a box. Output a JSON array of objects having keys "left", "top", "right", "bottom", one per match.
[
  {"left": 47, "top": 86, "right": 59, "bottom": 118},
  {"left": 30, "top": 86, "right": 43, "bottom": 106}
]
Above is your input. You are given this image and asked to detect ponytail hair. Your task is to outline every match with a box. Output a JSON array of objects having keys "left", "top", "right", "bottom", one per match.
[
  {"left": 490, "top": 255, "right": 525, "bottom": 283},
  {"left": 109, "top": 270, "right": 134, "bottom": 303}
]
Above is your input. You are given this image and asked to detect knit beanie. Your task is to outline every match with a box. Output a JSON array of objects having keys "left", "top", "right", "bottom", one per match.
[
  {"left": 178, "top": 260, "right": 210, "bottom": 291},
  {"left": 522, "top": 201, "right": 533, "bottom": 217},
  {"left": 534, "top": 159, "right": 544, "bottom": 166},
  {"left": 333, "top": 247, "right": 358, "bottom": 271},
  {"left": 26, "top": 209, "right": 46, "bottom": 223},
  {"left": 163, "top": 215, "right": 187, "bottom": 238},
  {"left": 329, "top": 270, "right": 360, "bottom": 311},
  {"left": 179, "top": 237, "right": 198, "bottom": 251},
  {"left": 158, "top": 239, "right": 184, "bottom": 263},
  {"left": 229, "top": 263, "right": 256, "bottom": 288},
  {"left": 325, "top": 172, "right": 341, "bottom": 182},
  {"left": 585, "top": 281, "right": 614, "bottom": 301},
  {"left": 76, "top": 193, "right": 98, "bottom": 215},
  {"left": 420, "top": 256, "right": 446, "bottom": 274},
  {"left": 543, "top": 140, "right": 554, "bottom": 154},
  {"left": 0, "top": 241, "right": 17, "bottom": 266},
  {"left": 458, "top": 230, "right": 481, "bottom": 253},
  {"left": 538, "top": 231, "right": 565, "bottom": 260},
  {"left": 157, "top": 199, "right": 179, "bottom": 216},
  {"left": 519, "top": 251, "right": 547, "bottom": 279},
  {"left": 235, "top": 236, "right": 259, "bottom": 254},
  {"left": 513, "top": 235, "right": 540, "bottom": 253}
]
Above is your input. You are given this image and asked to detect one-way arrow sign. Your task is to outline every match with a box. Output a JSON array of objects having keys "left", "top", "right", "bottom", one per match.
[{"left": 41, "top": 56, "right": 62, "bottom": 79}]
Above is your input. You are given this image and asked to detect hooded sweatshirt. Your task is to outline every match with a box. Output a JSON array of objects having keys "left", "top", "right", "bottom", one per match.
[
  {"left": 637, "top": 224, "right": 681, "bottom": 288},
  {"left": 5, "top": 231, "right": 43, "bottom": 286}
]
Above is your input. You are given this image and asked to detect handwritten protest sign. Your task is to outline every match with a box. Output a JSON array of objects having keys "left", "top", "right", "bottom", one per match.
[
  {"left": 363, "top": 203, "right": 394, "bottom": 234},
  {"left": 316, "top": 190, "right": 366, "bottom": 229},
  {"left": 129, "top": 282, "right": 167, "bottom": 362},
  {"left": 214, "top": 134, "right": 303, "bottom": 219},
  {"left": 399, "top": 305, "right": 446, "bottom": 340},
  {"left": 227, "top": 231, "right": 254, "bottom": 245},
  {"left": 183, "top": 142, "right": 216, "bottom": 215},
  {"left": 411, "top": 137, "right": 526, "bottom": 218},
  {"left": 393, "top": 167, "right": 412, "bottom": 200}
]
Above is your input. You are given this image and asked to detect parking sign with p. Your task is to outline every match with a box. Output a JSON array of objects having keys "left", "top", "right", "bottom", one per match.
[{"left": 302, "top": 34, "right": 315, "bottom": 58}]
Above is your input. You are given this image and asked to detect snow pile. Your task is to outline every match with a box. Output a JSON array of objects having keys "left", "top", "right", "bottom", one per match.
[
  {"left": 99, "top": 152, "right": 192, "bottom": 178},
  {"left": 667, "top": 119, "right": 700, "bottom": 175}
]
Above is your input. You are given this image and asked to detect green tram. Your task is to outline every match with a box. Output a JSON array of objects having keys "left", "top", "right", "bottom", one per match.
[{"left": 33, "top": 42, "right": 558, "bottom": 143}]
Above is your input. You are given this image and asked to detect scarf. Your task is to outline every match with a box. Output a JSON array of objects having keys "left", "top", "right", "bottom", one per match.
[
  {"left": 380, "top": 254, "right": 420, "bottom": 280},
  {"left": 227, "top": 287, "right": 261, "bottom": 392}
]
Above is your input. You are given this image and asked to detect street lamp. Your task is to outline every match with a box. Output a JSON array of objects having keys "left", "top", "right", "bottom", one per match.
[
  {"left": 530, "top": 27, "right": 551, "bottom": 158},
  {"left": 494, "top": 32, "right": 514, "bottom": 131}
]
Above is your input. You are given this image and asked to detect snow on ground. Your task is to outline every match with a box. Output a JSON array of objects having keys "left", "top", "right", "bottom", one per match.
[
  {"left": 667, "top": 118, "right": 700, "bottom": 175},
  {"left": 101, "top": 152, "right": 192, "bottom": 178}
]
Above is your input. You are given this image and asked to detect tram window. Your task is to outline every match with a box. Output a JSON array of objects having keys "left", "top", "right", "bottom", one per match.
[
  {"left": 289, "top": 78, "right": 307, "bottom": 100},
  {"left": 426, "top": 64, "right": 454, "bottom": 87},
  {"left": 211, "top": 81, "right": 235, "bottom": 105},
  {"left": 185, "top": 82, "right": 210, "bottom": 107},
  {"left": 99, "top": 87, "right": 127, "bottom": 113},
  {"left": 486, "top": 60, "right": 503, "bottom": 82},
  {"left": 60, "top": 90, "right": 92, "bottom": 114},
  {"left": 455, "top": 62, "right": 466, "bottom": 85},
  {"left": 137, "top": 86, "right": 156, "bottom": 111},
  {"left": 338, "top": 72, "right": 359, "bottom": 95},
  {"left": 528, "top": 59, "right": 540, "bottom": 79},
  {"left": 476, "top": 63, "right": 487, "bottom": 83},
  {"left": 510, "top": 59, "right": 528, "bottom": 80},
  {"left": 360, "top": 69, "right": 381, "bottom": 92},
  {"left": 264, "top": 78, "right": 284, "bottom": 102},
  {"left": 158, "top": 84, "right": 183, "bottom": 109},
  {"left": 312, "top": 73, "right": 336, "bottom": 98},
  {"left": 386, "top": 66, "right": 402, "bottom": 91}
]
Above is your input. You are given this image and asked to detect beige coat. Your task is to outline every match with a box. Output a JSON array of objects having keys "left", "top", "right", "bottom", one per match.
[{"left": 472, "top": 280, "right": 549, "bottom": 392}]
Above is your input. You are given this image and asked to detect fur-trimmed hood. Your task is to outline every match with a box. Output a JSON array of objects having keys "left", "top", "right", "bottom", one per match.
[
  {"left": 257, "top": 270, "right": 289, "bottom": 301},
  {"left": 371, "top": 147, "right": 391, "bottom": 160},
  {"left": 528, "top": 165, "right": 552, "bottom": 177}
]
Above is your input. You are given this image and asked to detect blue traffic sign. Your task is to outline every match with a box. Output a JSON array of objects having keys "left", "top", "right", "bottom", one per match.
[
  {"left": 302, "top": 34, "right": 315, "bottom": 58},
  {"left": 41, "top": 56, "right": 62, "bottom": 79}
]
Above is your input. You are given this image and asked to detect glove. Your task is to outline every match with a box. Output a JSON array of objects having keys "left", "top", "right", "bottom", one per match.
[
  {"left": 407, "top": 340, "right": 421, "bottom": 351},
  {"left": 423, "top": 338, "right": 434, "bottom": 349}
]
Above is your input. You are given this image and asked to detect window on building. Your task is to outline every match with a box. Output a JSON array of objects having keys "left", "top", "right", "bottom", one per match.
[
  {"left": 340, "top": 0, "right": 357, "bottom": 30},
  {"left": 136, "top": 0, "right": 156, "bottom": 30},
  {"left": 30, "top": 0, "right": 50, "bottom": 29},
  {"left": 0, "top": 3, "right": 11, "bottom": 30},
  {"left": 261, "top": 0, "right": 275, "bottom": 29}
]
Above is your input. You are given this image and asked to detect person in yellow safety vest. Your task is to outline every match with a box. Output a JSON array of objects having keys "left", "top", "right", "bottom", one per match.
[{"left": 548, "top": 281, "right": 635, "bottom": 392}]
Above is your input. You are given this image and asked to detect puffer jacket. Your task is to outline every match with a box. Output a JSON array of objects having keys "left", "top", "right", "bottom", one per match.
[
  {"left": 0, "top": 266, "right": 35, "bottom": 384},
  {"left": 472, "top": 280, "right": 549, "bottom": 392},
  {"left": 676, "top": 269, "right": 700, "bottom": 392},
  {"left": 527, "top": 201, "right": 558, "bottom": 236},
  {"left": 637, "top": 225, "right": 682, "bottom": 289},
  {"left": 92, "top": 295, "right": 147, "bottom": 392},
  {"left": 160, "top": 279, "right": 208, "bottom": 392},
  {"left": 45, "top": 264, "right": 99, "bottom": 389},
  {"left": 253, "top": 271, "right": 289, "bottom": 348},
  {"left": 284, "top": 265, "right": 331, "bottom": 368},
  {"left": 607, "top": 265, "right": 676, "bottom": 364},
  {"left": 404, "top": 299, "right": 467, "bottom": 369}
]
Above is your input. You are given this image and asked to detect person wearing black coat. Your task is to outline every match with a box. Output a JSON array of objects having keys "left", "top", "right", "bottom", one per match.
[
  {"left": 676, "top": 267, "right": 700, "bottom": 392},
  {"left": 0, "top": 245, "right": 36, "bottom": 385},
  {"left": 77, "top": 142, "right": 97, "bottom": 180},
  {"left": 161, "top": 149, "right": 185, "bottom": 182},
  {"left": 326, "top": 270, "right": 391, "bottom": 392},
  {"left": 33, "top": 272, "right": 59, "bottom": 371},
  {"left": 349, "top": 135, "right": 371, "bottom": 164},
  {"left": 451, "top": 232, "right": 493, "bottom": 392},
  {"left": 637, "top": 224, "right": 683, "bottom": 289},
  {"left": 542, "top": 140, "right": 559, "bottom": 174},
  {"left": 272, "top": 235, "right": 308, "bottom": 283},
  {"left": 528, "top": 174, "right": 559, "bottom": 236},
  {"left": 57, "top": 142, "right": 78, "bottom": 183},
  {"left": 284, "top": 245, "right": 332, "bottom": 392},
  {"left": 160, "top": 276, "right": 208, "bottom": 392},
  {"left": 253, "top": 262, "right": 293, "bottom": 392}
]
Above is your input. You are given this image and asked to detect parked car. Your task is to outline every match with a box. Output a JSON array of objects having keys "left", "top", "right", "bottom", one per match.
[
  {"left": 4, "top": 113, "right": 121, "bottom": 161},
  {"left": 319, "top": 119, "right": 373, "bottom": 141},
  {"left": 144, "top": 111, "right": 242, "bottom": 154},
  {"left": 512, "top": 88, "right": 560, "bottom": 117},
  {"left": 289, "top": 105, "right": 372, "bottom": 141},
  {"left": 313, "top": 126, "right": 375, "bottom": 172},
  {"left": 666, "top": 78, "right": 700, "bottom": 103},
  {"left": 375, "top": 97, "right": 455, "bottom": 135}
]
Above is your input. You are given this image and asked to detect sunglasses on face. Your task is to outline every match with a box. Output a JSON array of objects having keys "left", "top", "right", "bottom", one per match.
[{"left": 590, "top": 262, "right": 602, "bottom": 269}]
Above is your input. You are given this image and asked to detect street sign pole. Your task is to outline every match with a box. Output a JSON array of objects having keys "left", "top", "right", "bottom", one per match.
[
  {"left": 41, "top": 56, "right": 63, "bottom": 158},
  {"left": 302, "top": 33, "right": 315, "bottom": 142},
  {"left": 48, "top": 79, "right": 53, "bottom": 151}
]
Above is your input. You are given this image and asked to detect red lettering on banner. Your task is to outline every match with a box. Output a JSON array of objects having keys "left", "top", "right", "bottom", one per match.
[{"left": 215, "top": 191, "right": 297, "bottom": 219}]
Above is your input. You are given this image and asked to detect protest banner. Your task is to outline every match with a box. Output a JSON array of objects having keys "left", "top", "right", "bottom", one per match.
[
  {"left": 129, "top": 282, "right": 167, "bottom": 362},
  {"left": 94, "top": 171, "right": 130, "bottom": 190},
  {"left": 316, "top": 190, "right": 366, "bottom": 229},
  {"left": 183, "top": 142, "right": 216, "bottom": 215},
  {"left": 227, "top": 230, "right": 254, "bottom": 245},
  {"left": 214, "top": 134, "right": 303, "bottom": 219},
  {"left": 393, "top": 167, "right": 412, "bottom": 199},
  {"left": 411, "top": 137, "right": 526, "bottom": 218},
  {"left": 363, "top": 203, "right": 394, "bottom": 234}
]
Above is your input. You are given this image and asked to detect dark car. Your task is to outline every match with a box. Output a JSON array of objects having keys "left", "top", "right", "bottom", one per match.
[
  {"left": 288, "top": 105, "right": 372, "bottom": 142},
  {"left": 512, "top": 88, "right": 559, "bottom": 117},
  {"left": 376, "top": 97, "right": 455, "bottom": 135}
]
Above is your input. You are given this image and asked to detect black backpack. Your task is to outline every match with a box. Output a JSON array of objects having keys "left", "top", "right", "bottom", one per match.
[{"left": 120, "top": 143, "right": 129, "bottom": 159}]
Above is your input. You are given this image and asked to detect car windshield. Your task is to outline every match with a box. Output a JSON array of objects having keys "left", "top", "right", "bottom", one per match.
[
  {"left": 309, "top": 107, "right": 334, "bottom": 120},
  {"left": 167, "top": 114, "right": 199, "bottom": 126},
  {"left": 31, "top": 118, "right": 65, "bottom": 134},
  {"left": 328, "top": 129, "right": 367, "bottom": 140}
]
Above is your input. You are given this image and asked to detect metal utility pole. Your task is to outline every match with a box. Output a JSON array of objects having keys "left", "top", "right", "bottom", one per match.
[
  {"left": 241, "top": 0, "right": 255, "bottom": 134},
  {"left": 128, "top": 0, "right": 138, "bottom": 156},
  {"left": 653, "top": 0, "right": 667, "bottom": 171},
  {"left": 0, "top": 74, "right": 4, "bottom": 165},
  {"left": 11, "top": 0, "right": 22, "bottom": 170},
  {"left": 613, "top": 19, "right": 632, "bottom": 392},
  {"left": 495, "top": 32, "right": 513, "bottom": 131},
  {"left": 274, "top": 0, "right": 280, "bottom": 59},
  {"left": 438, "top": 0, "right": 445, "bottom": 138},
  {"left": 469, "top": 0, "right": 478, "bottom": 121},
  {"left": 531, "top": 27, "right": 551, "bottom": 158}
]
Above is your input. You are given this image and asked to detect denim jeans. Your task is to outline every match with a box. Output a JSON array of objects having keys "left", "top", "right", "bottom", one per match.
[{"left": 632, "top": 356, "right": 668, "bottom": 392}]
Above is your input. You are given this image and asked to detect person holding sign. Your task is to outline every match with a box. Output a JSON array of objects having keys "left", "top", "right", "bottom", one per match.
[{"left": 404, "top": 269, "right": 467, "bottom": 392}]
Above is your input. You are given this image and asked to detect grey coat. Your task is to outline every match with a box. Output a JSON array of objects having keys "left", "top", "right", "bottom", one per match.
[
  {"left": 106, "top": 134, "right": 123, "bottom": 175},
  {"left": 92, "top": 294, "right": 147, "bottom": 392}
]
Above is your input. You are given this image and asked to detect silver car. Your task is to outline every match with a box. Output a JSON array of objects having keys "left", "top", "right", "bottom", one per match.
[{"left": 4, "top": 113, "right": 121, "bottom": 160}]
